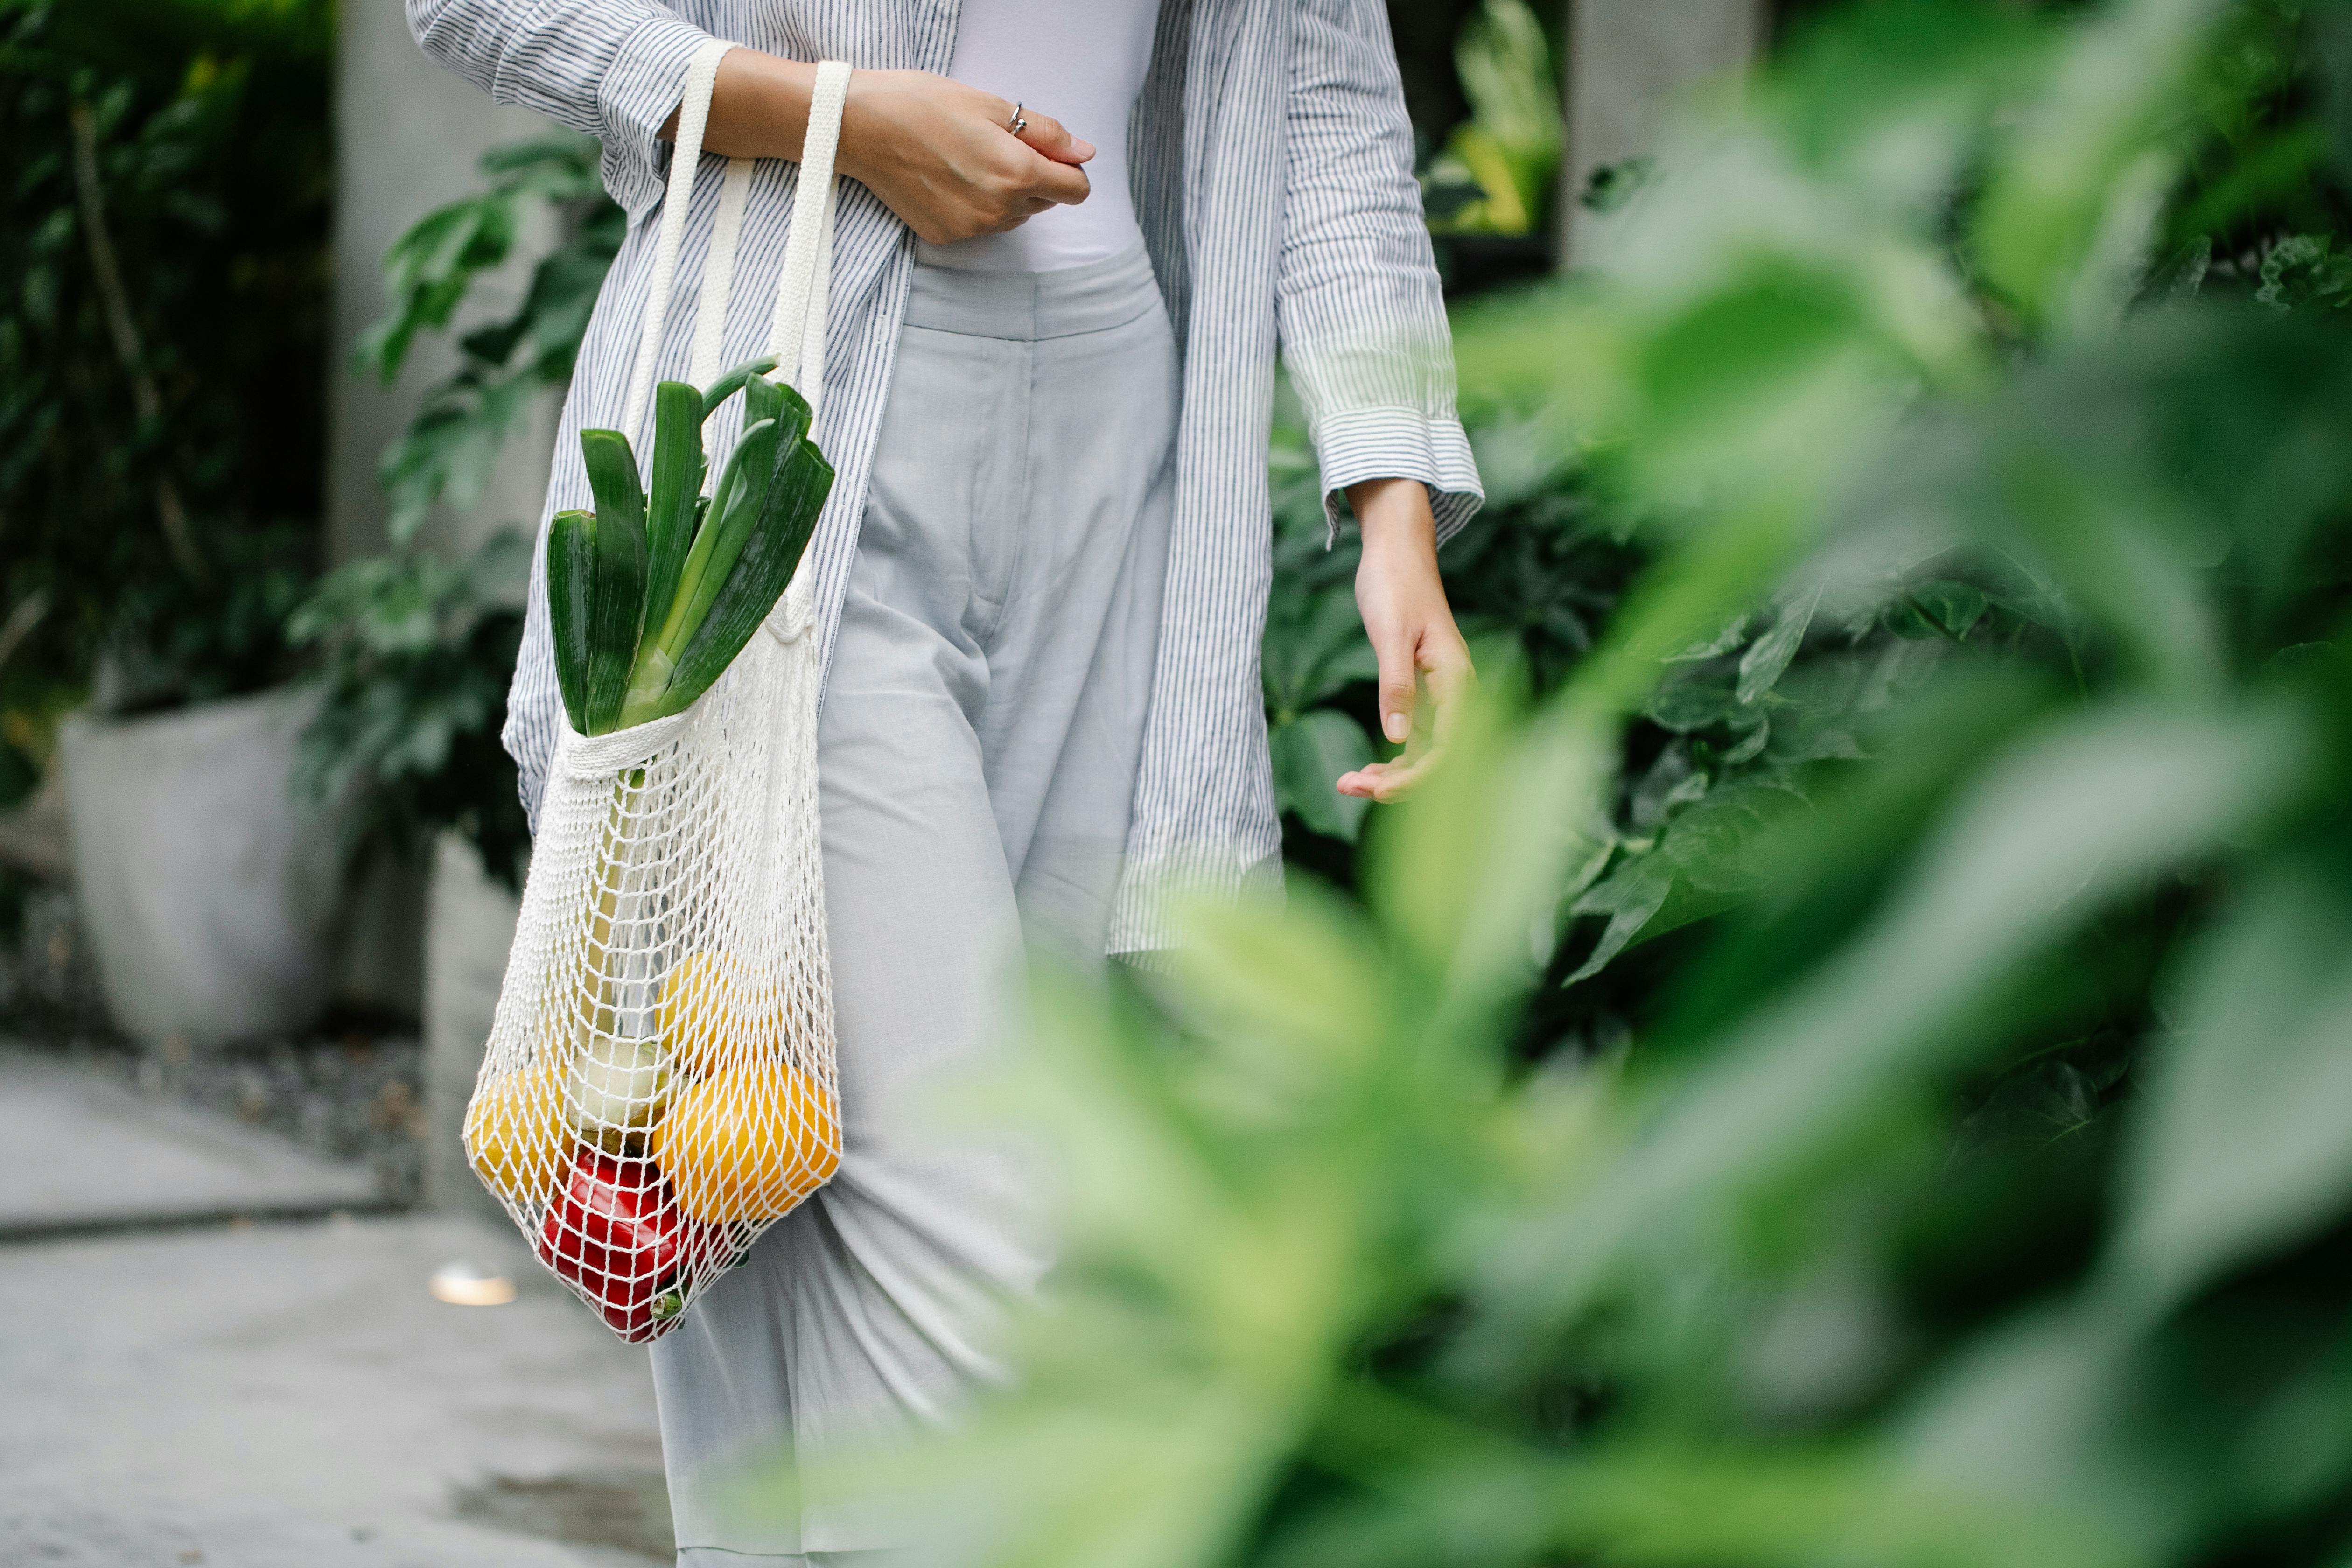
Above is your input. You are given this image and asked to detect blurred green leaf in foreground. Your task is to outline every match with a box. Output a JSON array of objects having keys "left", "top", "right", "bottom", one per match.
[{"left": 752, "top": 1, "right": 2352, "bottom": 1565}]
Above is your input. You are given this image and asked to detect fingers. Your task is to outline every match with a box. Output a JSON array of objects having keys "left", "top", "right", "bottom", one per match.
[
  {"left": 1335, "top": 750, "right": 1446, "bottom": 803},
  {"left": 1373, "top": 632, "right": 1419, "bottom": 747},
  {"left": 1022, "top": 155, "right": 1091, "bottom": 207},
  {"left": 1337, "top": 627, "right": 1473, "bottom": 803},
  {"left": 1422, "top": 634, "right": 1475, "bottom": 749},
  {"left": 1013, "top": 108, "right": 1095, "bottom": 166}
]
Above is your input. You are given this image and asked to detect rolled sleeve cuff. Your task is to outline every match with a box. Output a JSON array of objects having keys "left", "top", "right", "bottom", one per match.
[
  {"left": 597, "top": 14, "right": 721, "bottom": 221},
  {"left": 1313, "top": 405, "right": 1485, "bottom": 547}
]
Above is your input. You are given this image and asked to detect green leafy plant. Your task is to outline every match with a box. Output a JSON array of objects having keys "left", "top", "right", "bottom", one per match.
[
  {"left": 0, "top": 0, "right": 330, "bottom": 755},
  {"left": 1423, "top": 0, "right": 1566, "bottom": 237},
  {"left": 293, "top": 134, "right": 624, "bottom": 886},
  {"left": 288, "top": 532, "right": 531, "bottom": 892},
  {"left": 787, "top": 3, "right": 2352, "bottom": 1565},
  {"left": 360, "top": 134, "right": 624, "bottom": 542}
]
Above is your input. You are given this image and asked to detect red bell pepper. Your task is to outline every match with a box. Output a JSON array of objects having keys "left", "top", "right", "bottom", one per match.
[{"left": 535, "top": 1148, "right": 714, "bottom": 1342}]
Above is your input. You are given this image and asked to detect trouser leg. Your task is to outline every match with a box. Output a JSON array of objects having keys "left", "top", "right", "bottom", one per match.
[
  {"left": 651, "top": 246, "right": 1177, "bottom": 1563},
  {"left": 652, "top": 314, "right": 1041, "bottom": 1560}
]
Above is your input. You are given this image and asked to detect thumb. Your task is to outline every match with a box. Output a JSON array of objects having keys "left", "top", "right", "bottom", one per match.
[
  {"left": 1015, "top": 108, "right": 1094, "bottom": 165},
  {"left": 1374, "top": 633, "right": 1418, "bottom": 746}
]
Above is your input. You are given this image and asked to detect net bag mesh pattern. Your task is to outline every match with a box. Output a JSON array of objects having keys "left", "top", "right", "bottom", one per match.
[{"left": 465, "top": 47, "right": 849, "bottom": 1344}]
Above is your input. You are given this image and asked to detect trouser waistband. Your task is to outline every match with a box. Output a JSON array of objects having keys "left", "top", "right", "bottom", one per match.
[{"left": 904, "top": 241, "right": 1164, "bottom": 341}]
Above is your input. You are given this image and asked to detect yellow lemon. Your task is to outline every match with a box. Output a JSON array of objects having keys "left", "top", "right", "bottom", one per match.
[
  {"left": 658, "top": 952, "right": 806, "bottom": 1078},
  {"left": 651, "top": 1060, "right": 840, "bottom": 1226},
  {"left": 462, "top": 1060, "right": 575, "bottom": 1209}
]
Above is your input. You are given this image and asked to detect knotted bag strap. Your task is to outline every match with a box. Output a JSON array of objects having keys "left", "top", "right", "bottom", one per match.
[{"left": 616, "top": 47, "right": 848, "bottom": 634}]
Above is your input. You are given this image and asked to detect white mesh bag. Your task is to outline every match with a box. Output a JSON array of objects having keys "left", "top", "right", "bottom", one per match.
[{"left": 465, "top": 48, "right": 851, "bottom": 1344}]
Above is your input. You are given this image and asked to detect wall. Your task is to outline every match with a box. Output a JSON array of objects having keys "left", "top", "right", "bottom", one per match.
[
  {"left": 327, "top": 0, "right": 564, "bottom": 567},
  {"left": 1560, "top": 0, "right": 1767, "bottom": 265},
  {"left": 327, "top": 0, "right": 559, "bottom": 1020}
]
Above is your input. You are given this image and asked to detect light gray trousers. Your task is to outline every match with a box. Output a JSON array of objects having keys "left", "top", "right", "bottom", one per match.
[{"left": 650, "top": 244, "right": 1179, "bottom": 1565}]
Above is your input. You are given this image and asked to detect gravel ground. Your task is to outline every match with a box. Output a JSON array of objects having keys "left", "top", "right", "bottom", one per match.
[
  {"left": 0, "top": 881, "right": 109, "bottom": 1036},
  {"left": 3, "top": 883, "right": 427, "bottom": 1206}
]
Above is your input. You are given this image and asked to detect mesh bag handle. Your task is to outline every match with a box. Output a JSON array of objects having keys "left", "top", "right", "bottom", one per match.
[
  {"left": 623, "top": 50, "right": 851, "bottom": 437},
  {"left": 766, "top": 60, "right": 850, "bottom": 414}
]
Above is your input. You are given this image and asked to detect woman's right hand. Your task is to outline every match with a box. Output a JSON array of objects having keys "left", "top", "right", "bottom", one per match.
[
  {"left": 686, "top": 52, "right": 1094, "bottom": 246},
  {"left": 840, "top": 70, "right": 1093, "bottom": 244}
]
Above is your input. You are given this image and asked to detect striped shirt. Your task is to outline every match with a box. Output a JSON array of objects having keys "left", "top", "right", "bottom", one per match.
[{"left": 406, "top": 0, "right": 1484, "bottom": 952}]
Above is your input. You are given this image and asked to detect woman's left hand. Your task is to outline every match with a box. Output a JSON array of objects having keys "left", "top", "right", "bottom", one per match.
[{"left": 1336, "top": 477, "right": 1474, "bottom": 803}]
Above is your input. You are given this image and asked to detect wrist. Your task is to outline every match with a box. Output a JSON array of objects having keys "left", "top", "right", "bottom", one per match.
[
  {"left": 834, "top": 67, "right": 882, "bottom": 187},
  {"left": 668, "top": 49, "right": 816, "bottom": 164},
  {"left": 1348, "top": 478, "right": 1437, "bottom": 559}
]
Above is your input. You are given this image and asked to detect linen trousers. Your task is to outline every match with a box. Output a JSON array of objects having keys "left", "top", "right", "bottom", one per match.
[{"left": 649, "top": 243, "right": 1180, "bottom": 1566}]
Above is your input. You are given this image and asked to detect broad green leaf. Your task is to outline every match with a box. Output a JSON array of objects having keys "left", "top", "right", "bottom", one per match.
[
  {"left": 1976, "top": 0, "right": 2226, "bottom": 324},
  {"left": 1736, "top": 586, "right": 1820, "bottom": 704},
  {"left": 1890, "top": 1302, "right": 2175, "bottom": 1565},
  {"left": 1486, "top": 700, "right": 2316, "bottom": 1322},
  {"left": 1370, "top": 681, "right": 1617, "bottom": 1020},
  {"left": 1563, "top": 854, "right": 1673, "bottom": 985},
  {"left": 2107, "top": 869, "right": 2352, "bottom": 1306},
  {"left": 1269, "top": 709, "right": 1373, "bottom": 843},
  {"left": 1910, "top": 580, "right": 1988, "bottom": 638}
]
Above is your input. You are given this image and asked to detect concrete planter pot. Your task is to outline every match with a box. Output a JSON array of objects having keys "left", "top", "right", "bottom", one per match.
[
  {"left": 60, "top": 687, "right": 348, "bottom": 1048},
  {"left": 422, "top": 832, "right": 521, "bottom": 1216}
]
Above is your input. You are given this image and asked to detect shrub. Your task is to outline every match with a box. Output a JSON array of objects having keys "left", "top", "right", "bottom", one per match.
[
  {"left": 0, "top": 0, "right": 331, "bottom": 748},
  {"left": 826, "top": 4, "right": 2352, "bottom": 1566}
]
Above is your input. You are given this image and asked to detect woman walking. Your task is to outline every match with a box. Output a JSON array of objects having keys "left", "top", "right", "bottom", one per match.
[{"left": 408, "top": 0, "right": 1482, "bottom": 1560}]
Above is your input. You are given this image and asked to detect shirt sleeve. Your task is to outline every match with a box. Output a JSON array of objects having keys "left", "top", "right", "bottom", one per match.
[
  {"left": 406, "top": 0, "right": 714, "bottom": 221},
  {"left": 503, "top": 534, "right": 564, "bottom": 831},
  {"left": 1276, "top": 0, "right": 1484, "bottom": 546}
]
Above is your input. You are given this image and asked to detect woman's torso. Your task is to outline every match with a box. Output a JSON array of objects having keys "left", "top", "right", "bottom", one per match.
[{"left": 915, "top": 0, "right": 1162, "bottom": 273}]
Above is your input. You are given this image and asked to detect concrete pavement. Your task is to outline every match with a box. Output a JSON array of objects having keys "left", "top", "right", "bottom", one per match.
[
  {"left": 0, "top": 1046, "right": 382, "bottom": 1239},
  {"left": 0, "top": 1212, "right": 675, "bottom": 1566}
]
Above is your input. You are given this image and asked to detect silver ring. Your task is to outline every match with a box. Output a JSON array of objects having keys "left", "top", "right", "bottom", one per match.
[{"left": 1008, "top": 102, "right": 1029, "bottom": 136}]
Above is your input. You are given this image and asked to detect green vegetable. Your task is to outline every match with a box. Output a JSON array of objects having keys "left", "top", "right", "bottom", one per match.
[
  {"left": 546, "top": 510, "right": 596, "bottom": 735},
  {"left": 697, "top": 355, "right": 780, "bottom": 422},
  {"left": 549, "top": 358, "right": 834, "bottom": 738},
  {"left": 577, "top": 430, "right": 651, "bottom": 734},
  {"left": 641, "top": 382, "right": 706, "bottom": 656},
  {"left": 661, "top": 438, "right": 833, "bottom": 715}
]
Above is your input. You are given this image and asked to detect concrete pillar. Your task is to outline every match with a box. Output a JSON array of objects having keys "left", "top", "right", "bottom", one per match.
[
  {"left": 327, "top": 0, "right": 564, "bottom": 567},
  {"left": 326, "top": 0, "right": 569, "bottom": 1022},
  {"left": 422, "top": 834, "right": 520, "bottom": 1219},
  {"left": 1560, "top": 0, "right": 1768, "bottom": 265}
]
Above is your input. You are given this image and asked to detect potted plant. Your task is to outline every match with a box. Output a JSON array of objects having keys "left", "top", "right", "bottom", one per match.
[{"left": 2, "top": 0, "right": 344, "bottom": 1047}]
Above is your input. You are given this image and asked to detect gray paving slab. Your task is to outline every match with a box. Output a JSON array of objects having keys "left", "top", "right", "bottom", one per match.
[
  {"left": 0, "top": 1213, "right": 675, "bottom": 1567},
  {"left": 0, "top": 1046, "right": 382, "bottom": 1238}
]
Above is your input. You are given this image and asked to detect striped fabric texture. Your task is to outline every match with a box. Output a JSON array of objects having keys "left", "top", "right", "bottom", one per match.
[{"left": 406, "top": 0, "right": 1484, "bottom": 953}]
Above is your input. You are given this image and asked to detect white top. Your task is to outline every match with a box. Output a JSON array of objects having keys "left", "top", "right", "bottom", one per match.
[{"left": 914, "top": 0, "right": 1161, "bottom": 273}]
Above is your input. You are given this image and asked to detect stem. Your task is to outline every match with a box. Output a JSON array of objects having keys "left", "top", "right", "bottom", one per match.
[
  {"left": 644, "top": 474, "right": 733, "bottom": 674},
  {"left": 581, "top": 765, "right": 655, "bottom": 1043},
  {"left": 70, "top": 101, "right": 203, "bottom": 585},
  {"left": 615, "top": 646, "right": 674, "bottom": 730},
  {"left": 0, "top": 588, "right": 50, "bottom": 680}
]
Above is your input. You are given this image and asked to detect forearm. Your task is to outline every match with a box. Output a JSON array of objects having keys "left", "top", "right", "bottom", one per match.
[
  {"left": 661, "top": 48, "right": 816, "bottom": 164},
  {"left": 657, "top": 55, "right": 1092, "bottom": 240}
]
